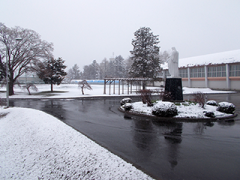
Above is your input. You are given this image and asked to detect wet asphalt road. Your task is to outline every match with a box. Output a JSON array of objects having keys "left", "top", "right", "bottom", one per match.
[{"left": 9, "top": 93, "right": 240, "bottom": 180}]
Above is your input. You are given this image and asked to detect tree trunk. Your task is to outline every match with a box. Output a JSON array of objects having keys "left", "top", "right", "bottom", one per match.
[
  {"left": 9, "top": 80, "right": 14, "bottom": 96},
  {"left": 51, "top": 83, "right": 53, "bottom": 92},
  {"left": 81, "top": 87, "right": 84, "bottom": 95},
  {"left": 142, "top": 81, "right": 146, "bottom": 90}
]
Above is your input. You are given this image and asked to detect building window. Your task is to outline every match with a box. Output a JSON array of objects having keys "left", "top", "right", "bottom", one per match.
[
  {"left": 190, "top": 67, "right": 205, "bottom": 77},
  {"left": 179, "top": 68, "right": 188, "bottom": 78},
  {"left": 230, "top": 64, "right": 240, "bottom": 76},
  {"left": 208, "top": 65, "right": 226, "bottom": 77}
]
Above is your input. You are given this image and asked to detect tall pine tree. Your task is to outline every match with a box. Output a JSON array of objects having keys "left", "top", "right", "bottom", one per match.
[
  {"left": 37, "top": 57, "right": 67, "bottom": 92},
  {"left": 129, "top": 27, "right": 161, "bottom": 79}
]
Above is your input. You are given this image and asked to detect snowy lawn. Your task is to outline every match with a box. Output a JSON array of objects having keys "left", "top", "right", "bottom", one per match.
[
  {"left": 0, "top": 84, "right": 235, "bottom": 99},
  {"left": 0, "top": 107, "right": 153, "bottom": 179}
]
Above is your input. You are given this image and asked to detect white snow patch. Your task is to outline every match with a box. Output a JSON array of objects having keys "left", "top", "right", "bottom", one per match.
[
  {"left": 0, "top": 107, "right": 153, "bottom": 179},
  {"left": 218, "top": 102, "right": 235, "bottom": 108},
  {"left": 0, "top": 84, "right": 235, "bottom": 99},
  {"left": 152, "top": 101, "right": 177, "bottom": 112}
]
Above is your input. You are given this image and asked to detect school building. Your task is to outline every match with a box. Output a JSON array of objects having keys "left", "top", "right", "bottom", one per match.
[{"left": 162, "top": 49, "right": 240, "bottom": 91}]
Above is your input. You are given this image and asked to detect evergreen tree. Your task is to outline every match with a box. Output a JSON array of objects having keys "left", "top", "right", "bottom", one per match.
[
  {"left": 71, "top": 64, "right": 81, "bottom": 79},
  {"left": 129, "top": 27, "right": 161, "bottom": 79},
  {"left": 115, "top": 55, "right": 125, "bottom": 78},
  {"left": 125, "top": 57, "right": 133, "bottom": 78},
  {"left": 82, "top": 60, "right": 99, "bottom": 79},
  {"left": 65, "top": 64, "right": 81, "bottom": 83},
  {"left": 99, "top": 58, "right": 108, "bottom": 79},
  {"left": 37, "top": 57, "right": 67, "bottom": 92},
  {"left": 107, "top": 60, "right": 115, "bottom": 77}
]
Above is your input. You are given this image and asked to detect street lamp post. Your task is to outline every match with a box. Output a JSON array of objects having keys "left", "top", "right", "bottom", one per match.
[
  {"left": 5, "top": 45, "right": 9, "bottom": 107},
  {"left": 5, "top": 38, "right": 22, "bottom": 108}
]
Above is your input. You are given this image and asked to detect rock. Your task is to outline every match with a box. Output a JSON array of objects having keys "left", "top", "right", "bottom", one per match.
[
  {"left": 123, "top": 103, "right": 133, "bottom": 111},
  {"left": 120, "top": 98, "right": 132, "bottom": 106},
  {"left": 152, "top": 101, "right": 178, "bottom": 117},
  {"left": 217, "top": 102, "right": 235, "bottom": 114},
  {"left": 206, "top": 100, "right": 218, "bottom": 106}
]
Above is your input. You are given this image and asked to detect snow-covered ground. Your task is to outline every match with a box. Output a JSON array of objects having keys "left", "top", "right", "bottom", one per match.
[
  {"left": 0, "top": 84, "right": 236, "bottom": 179},
  {"left": 0, "top": 107, "right": 153, "bottom": 179},
  {"left": 0, "top": 84, "right": 235, "bottom": 99}
]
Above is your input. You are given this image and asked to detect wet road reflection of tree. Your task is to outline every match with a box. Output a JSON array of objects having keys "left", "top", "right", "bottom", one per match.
[
  {"left": 153, "top": 122, "right": 183, "bottom": 170},
  {"left": 77, "top": 99, "right": 91, "bottom": 113},
  {"left": 132, "top": 118, "right": 157, "bottom": 151},
  {"left": 40, "top": 100, "right": 66, "bottom": 121}
]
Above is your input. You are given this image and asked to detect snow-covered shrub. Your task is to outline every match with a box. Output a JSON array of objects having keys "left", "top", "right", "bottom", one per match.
[
  {"left": 217, "top": 102, "right": 235, "bottom": 114},
  {"left": 152, "top": 101, "right": 178, "bottom": 117},
  {"left": 203, "top": 111, "right": 215, "bottom": 118},
  {"left": 122, "top": 103, "right": 133, "bottom": 111},
  {"left": 206, "top": 100, "right": 218, "bottom": 106},
  {"left": 120, "top": 98, "right": 132, "bottom": 106}
]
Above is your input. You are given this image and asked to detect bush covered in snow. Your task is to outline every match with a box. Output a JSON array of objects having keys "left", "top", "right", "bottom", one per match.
[
  {"left": 217, "top": 102, "right": 235, "bottom": 114},
  {"left": 152, "top": 101, "right": 178, "bottom": 117},
  {"left": 122, "top": 103, "right": 133, "bottom": 111},
  {"left": 206, "top": 100, "right": 218, "bottom": 106},
  {"left": 120, "top": 98, "right": 132, "bottom": 106},
  {"left": 203, "top": 111, "right": 215, "bottom": 118}
]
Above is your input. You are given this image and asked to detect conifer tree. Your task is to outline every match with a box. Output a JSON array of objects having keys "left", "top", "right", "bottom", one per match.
[
  {"left": 129, "top": 27, "right": 161, "bottom": 79},
  {"left": 37, "top": 57, "right": 67, "bottom": 92}
]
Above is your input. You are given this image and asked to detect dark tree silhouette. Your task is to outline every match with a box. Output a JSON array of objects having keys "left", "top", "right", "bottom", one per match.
[{"left": 36, "top": 57, "right": 67, "bottom": 92}]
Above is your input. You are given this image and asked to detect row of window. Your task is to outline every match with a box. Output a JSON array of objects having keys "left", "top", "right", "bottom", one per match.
[
  {"left": 230, "top": 64, "right": 240, "bottom": 76},
  {"left": 208, "top": 66, "right": 226, "bottom": 77},
  {"left": 178, "top": 64, "right": 240, "bottom": 78}
]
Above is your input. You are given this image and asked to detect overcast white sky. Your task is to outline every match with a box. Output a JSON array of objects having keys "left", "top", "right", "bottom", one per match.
[{"left": 1, "top": 0, "right": 240, "bottom": 70}]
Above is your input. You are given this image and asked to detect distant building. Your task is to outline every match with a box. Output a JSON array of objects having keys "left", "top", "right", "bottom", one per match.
[
  {"left": 161, "top": 49, "right": 240, "bottom": 90},
  {"left": 17, "top": 72, "right": 43, "bottom": 84}
]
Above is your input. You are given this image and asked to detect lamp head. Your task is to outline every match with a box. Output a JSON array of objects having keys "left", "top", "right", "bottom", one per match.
[{"left": 15, "top": 37, "right": 22, "bottom": 41}]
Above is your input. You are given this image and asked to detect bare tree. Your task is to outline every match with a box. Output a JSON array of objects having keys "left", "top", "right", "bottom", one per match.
[
  {"left": 78, "top": 80, "right": 92, "bottom": 95},
  {"left": 193, "top": 92, "right": 206, "bottom": 108},
  {"left": 159, "top": 50, "right": 170, "bottom": 63},
  {"left": 21, "top": 83, "right": 38, "bottom": 95},
  {"left": 0, "top": 23, "right": 53, "bottom": 95}
]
